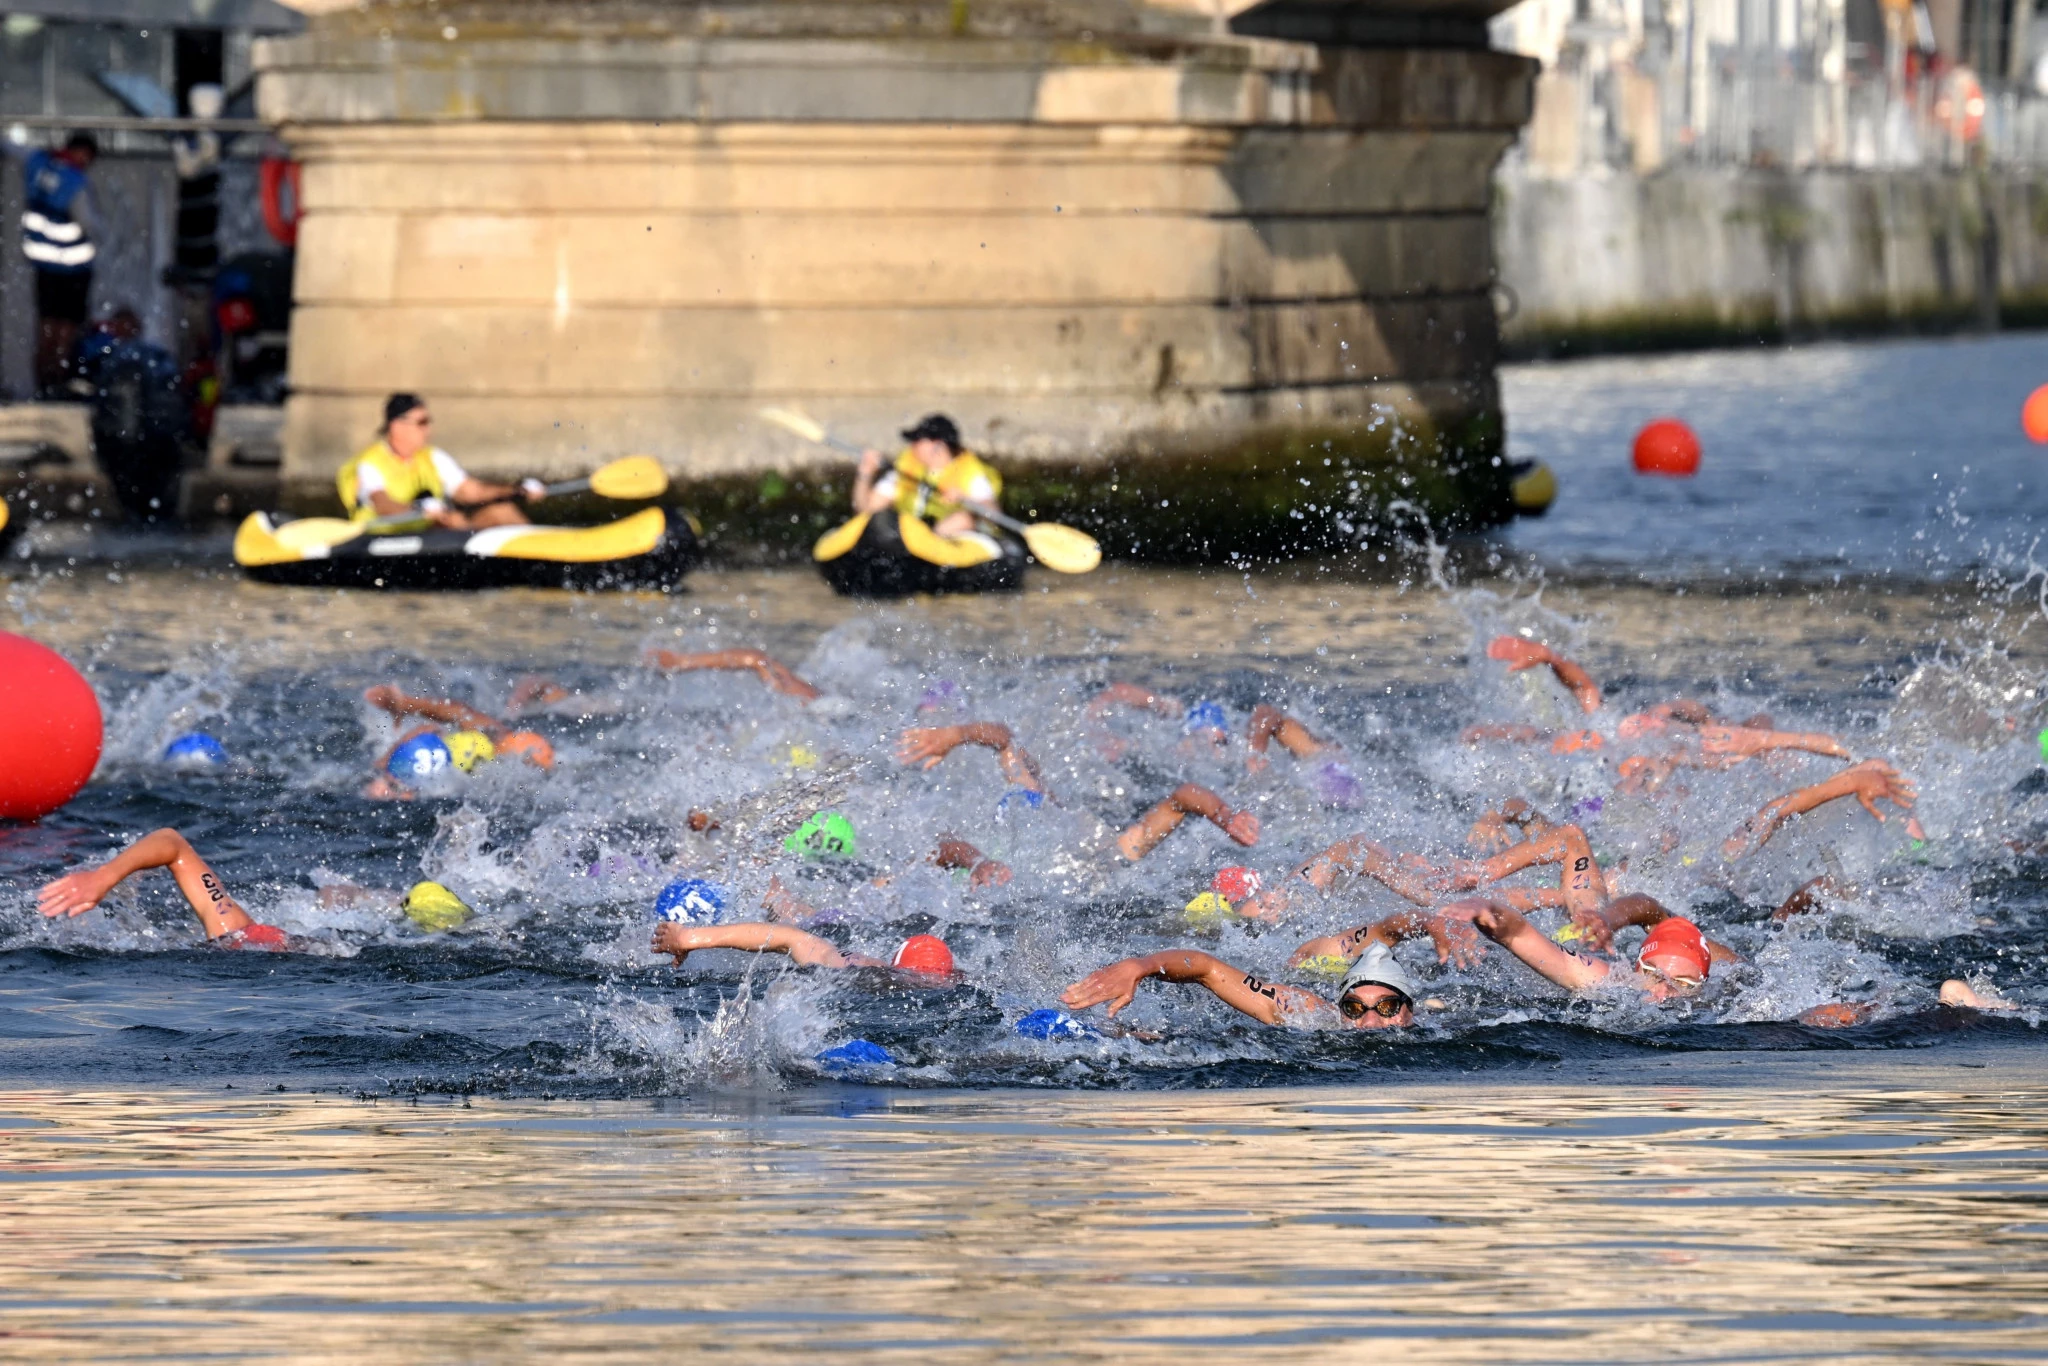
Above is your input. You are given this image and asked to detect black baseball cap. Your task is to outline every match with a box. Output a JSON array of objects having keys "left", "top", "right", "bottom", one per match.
[{"left": 900, "top": 413, "right": 961, "bottom": 450}]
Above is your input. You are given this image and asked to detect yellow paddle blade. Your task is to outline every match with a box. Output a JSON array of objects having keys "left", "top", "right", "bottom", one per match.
[
  {"left": 1021, "top": 521, "right": 1100, "bottom": 574},
  {"left": 760, "top": 406, "right": 830, "bottom": 446},
  {"left": 814, "top": 513, "right": 871, "bottom": 562},
  {"left": 272, "top": 517, "right": 366, "bottom": 553},
  {"left": 0, "top": 498, "right": 9, "bottom": 534},
  {"left": 587, "top": 455, "right": 668, "bottom": 501}
]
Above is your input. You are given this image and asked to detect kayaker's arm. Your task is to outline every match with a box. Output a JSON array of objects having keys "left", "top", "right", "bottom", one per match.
[{"left": 853, "top": 447, "right": 892, "bottom": 513}]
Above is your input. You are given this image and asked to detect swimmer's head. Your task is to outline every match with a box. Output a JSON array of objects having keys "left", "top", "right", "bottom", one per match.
[
  {"left": 387, "top": 732, "right": 452, "bottom": 779},
  {"left": 997, "top": 786, "right": 1045, "bottom": 815},
  {"left": 653, "top": 877, "right": 729, "bottom": 925},
  {"left": 1636, "top": 917, "right": 1710, "bottom": 988},
  {"left": 162, "top": 732, "right": 229, "bottom": 767},
  {"left": 785, "top": 810, "right": 857, "bottom": 860},
  {"left": 1312, "top": 760, "right": 1363, "bottom": 806},
  {"left": 891, "top": 934, "right": 954, "bottom": 976},
  {"left": 1212, "top": 865, "right": 1261, "bottom": 902},
  {"left": 497, "top": 730, "right": 555, "bottom": 769},
  {"left": 1182, "top": 699, "right": 1229, "bottom": 737},
  {"left": 444, "top": 729, "right": 497, "bottom": 772},
  {"left": 917, "top": 679, "right": 964, "bottom": 714},
  {"left": 1336, "top": 944, "right": 1416, "bottom": 1029},
  {"left": 1182, "top": 891, "right": 1236, "bottom": 930},
  {"left": 1016, "top": 1008, "right": 1096, "bottom": 1041},
  {"left": 404, "top": 881, "right": 472, "bottom": 933}
]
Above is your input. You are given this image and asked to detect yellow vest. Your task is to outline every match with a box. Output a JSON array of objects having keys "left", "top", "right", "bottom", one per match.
[
  {"left": 337, "top": 440, "right": 448, "bottom": 521},
  {"left": 891, "top": 450, "right": 1001, "bottom": 525}
]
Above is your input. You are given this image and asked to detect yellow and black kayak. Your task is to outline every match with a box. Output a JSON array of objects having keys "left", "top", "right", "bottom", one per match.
[
  {"left": 233, "top": 507, "right": 700, "bottom": 590},
  {"left": 814, "top": 509, "right": 1026, "bottom": 597}
]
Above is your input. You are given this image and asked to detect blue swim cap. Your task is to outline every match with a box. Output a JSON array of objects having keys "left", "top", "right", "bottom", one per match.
[
  {"left": 1183, "top": 699, "right": 1229, "bottom": 735},
  {"left": 815, "top": 1038, "right": 895, "bottom": 1070},
  {"left": 997, "top": 786, "right": 1045, "bottom": 814},
  {"left": 388, "top": 732, "right": 452, "bottom": 779},
  {"left": 653, "top": 877, "right": 729, "bottom": 924},
  {"left": 1016, "top": 1008, "right": 1098, "bottom": 1041},
  {"left": 162, "top": 732, "right": 228, "bottom": 766}
]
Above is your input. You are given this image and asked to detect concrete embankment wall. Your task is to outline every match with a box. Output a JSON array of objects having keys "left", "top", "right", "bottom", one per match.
[{"left": 1495, "top": 164, "right": 2048, "bottom": 356}]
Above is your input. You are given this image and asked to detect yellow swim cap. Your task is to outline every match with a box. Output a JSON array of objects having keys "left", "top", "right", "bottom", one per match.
[
  {"left": 404, "top": 881, "right": 472, "bottom": 932},
  {"left": 1295, "top": 953, "right": 1351, "bottom": 979},
  {"left": 1182, "top": 891, "right": 1236, "bottom": 930},
  {"left": 444, "top": 731, "right": 497, "bottom": 772},
  {"left": 1552, "top": 921, "right": 1585, "bottom": 944},
  {"left": 785, "top": 743, "right": 820, "bottom": 770}
]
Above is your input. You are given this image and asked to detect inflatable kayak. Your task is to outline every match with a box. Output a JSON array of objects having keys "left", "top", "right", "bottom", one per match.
[
  {"left": 814, "top": 509, "right": 1026, "bottom": 597},
  {"left": 233, "top": 507, "right": 700, "bottom": 590}
]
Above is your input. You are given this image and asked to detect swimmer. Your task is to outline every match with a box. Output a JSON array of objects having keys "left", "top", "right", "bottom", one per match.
[
  {"left": 1485, "top": 634, "right": 1603, "bottom": 714},
  {"left": 363, "top": 686, "right": 557, "bottom": 768},
  {"left": 1061, "top": 936, "right": 1422, "bottom": 1030},
  {"left": 1723, "top": 758, "right": 1917, "bottom": 857},
  {"left": 896, "top": 721, "right": 1046, "bottom": 795},
  {"left": 36, "top": 828, "right": 286, "bottom": 947},
  {"left": 1116, "top": 783, "right": 1260, "bottom": 861},
  {"left": 653, "top": 921, "right": 955, "bottom": 976},
  {"left": 931, "top": 836, "right": 1013, "bottom": 888},
  {"left": 645, "top": 647, "right": 821, "bottom": 703},
  {"left": 1762, "top": 876, "right": 2009, "bottom": 1027},
  {"left": 1459, "top": 896, "right": 1727, "bottom": 1003},
  {"left": 1083, "top": 683, "right": 1331, "bottom": 769}
]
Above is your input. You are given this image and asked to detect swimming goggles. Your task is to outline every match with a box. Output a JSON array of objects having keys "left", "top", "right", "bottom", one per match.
[{"left": 1339, "top": 991, "right": 1411, "bottom": 1020}]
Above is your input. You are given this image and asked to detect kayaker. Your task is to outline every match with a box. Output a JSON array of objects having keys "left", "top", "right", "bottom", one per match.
[
  {"left": 854, "top": 413, "right": 1003, "bottom": 546},
  {"left": 339, "top": 393, "right": 543, "bottom": 529}
]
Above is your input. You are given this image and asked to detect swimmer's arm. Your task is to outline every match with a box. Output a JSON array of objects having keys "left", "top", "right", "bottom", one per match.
[
  {"left": 1459, "top": 722, "right": 1549, "bottom": 747},
  {"left": 1470, "top": 825, "right": 1608, "bottom": 918},
  {"left": 1463, "top": 899, "right": 1610, "bottom": 992},
  {"left": 1724, "top": 759, "right": 1916, "bottom": 857},
  {"left": 1061, "top": 950, "right": 1323, "bottom": 1026},
  {"left": 1246, "top": 704, "right": 1327, "bottom": 762},
  {"left": 1486, "top": 636, "right": 1602, "bottom": 713},
  {"left": 1772, "top": 875, "right": 1846, "bottom": 924},
  {"left": 1084, "top": 682, "right": 1183, "bottom": 721},
  {"left": 895, "top": 722, "right": 1045, "bottom": 793},
  {"left": 1697, "top": 725, "right": 1852, "bottom": 762},
  {"left": 36, "top": 828, "right": 253, "bottom": 939},
  {"left": 653, "top": 921, "right": 852, "bottom": 968},
  {"left": 1241, "top": 833, "right": 1430, "bottom": 917},
  {"left": 931, "top": 837, "right": 1012, "bottom": 888},
  {"left": 1466, "top": 799, "right": 1553, "bottom": 853},
  {"left": 363, "top": 685, "right": 504, "bottom": 733},
  {"left": 1290, "top": 908, "right": 1484, "bottom": 970},
  {"left": 1586, "top": 892, "right": 1734, "bottom": 963},
  {"left": 1116, "top": 784, "right": 1258, "bottom": 861},
  {"left": 644, "top": 648, "right": 820, "bottom": 702}
]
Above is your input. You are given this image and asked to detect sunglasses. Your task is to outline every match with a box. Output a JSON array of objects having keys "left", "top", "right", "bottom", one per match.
[{"left": 1339, "top": 990, "right": 1411, "bottom": 1020}]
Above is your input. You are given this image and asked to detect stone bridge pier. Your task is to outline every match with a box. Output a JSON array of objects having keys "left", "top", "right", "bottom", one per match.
[{"left": 257, "top": 0, "right": 1532, "bottom": 558}]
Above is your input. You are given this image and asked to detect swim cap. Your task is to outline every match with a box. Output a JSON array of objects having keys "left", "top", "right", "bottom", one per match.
[
  {"left": 388, "top": 732, "right": 452, "bottom": 779},
  {"left": 162, "top": 732, "right": 229, "bottom": 766},
  {"left": 1182, "top": 699, "right": 1229, "bottom": 735},
  {"left": 2039, "top": 726, "right": 2048, "bottom": 762},
  {"left": 404, "top": 881, "right": 472, "bottom": 932},
  {"left": 583, "top": 852, "right": 658, "bottom": 880},
  {"left": 1313, "top": 761, "right": 1363, "bottom": 806},
  {"left": 784, "top": 743, "right": 820, "bottom": 770},
  {"left": 653, "top": 877, "right": 729, "bottom": 924},
  {"left": 1552, "top": 920, "right": 1587, "bottom": 944},
  {"left": 227, "top": 922, "right": 287, "bottom": 949},
  {"left": 784, "top": 810, "right": 857, "bottom": 859},
  {"left": 917, "top": 678, "right": 963, "bottom": 712},
  {"left": 1212, "top": 866, "right": 1261, "bottom": 901},
  {"left": 1182, "top": 891, "right": 1236, "bottom": 929},
  {"left": 997, "top": 786, "right": 1045, "bottom": 814},
  {"left": 816, "top": 1038, "right": 895, "bottom": 1070},
  {"left": 1016, "top": 1008, "right": 1098, "bottom": 1041},
  {"left": 1637, "top": 918, "right": 1711, "bottom": 981},
  {"left": 444, "top": 730, "right": 497, "bottom": 772},
  {"left": 497, "top": 730, "right": 555, "bottom": 769},
  {"left": 1339, "top": 943, "right": 1417, "bottom": 1004},
  {"left": 892, "top": 934, "right": 954, "bottom": 975},
  {"left": 1296, "top": 953, "right": 1351, "bottom": 979}
]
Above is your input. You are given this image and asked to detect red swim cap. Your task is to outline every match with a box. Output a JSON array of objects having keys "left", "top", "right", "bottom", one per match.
[
  {"left": 892, "top": 934, "right": 954, "bottom": 976},
  {"left": 230, "top": 923, "right": 287, "bottom": 949},
  {"left": 1637, "top": 918, "right": 1709, "bottom": 981},
  {"left": 1212, "top": 866, "right": 1261, "bottom": 902}
]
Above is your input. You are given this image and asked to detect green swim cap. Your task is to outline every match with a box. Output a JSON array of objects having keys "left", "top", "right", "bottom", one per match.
[
  {"left": 784, "top": 810, "right": 857, "bottom": 859},
  {"left": 404, "top": 881, "right": 472, "bottom": 933},
  {"left": 2038, "top": 726, "right": 2048, "bottom": 762}
]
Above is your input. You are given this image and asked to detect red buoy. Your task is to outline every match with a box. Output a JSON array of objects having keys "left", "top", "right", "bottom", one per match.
[
  {"left": 1632, "top": 419, "right": 1701, "bottom": 477},
  {"left": 0, "top": 632, "right": 102, "bottom": 821},
  {"left": 2023, "top": 385, "right": 2048, "bottom": 444}
]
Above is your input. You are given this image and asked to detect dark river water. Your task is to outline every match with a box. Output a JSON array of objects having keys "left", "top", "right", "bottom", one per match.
[{"left": 0, "top": 333, "right": 2044, "bottom": 1357}]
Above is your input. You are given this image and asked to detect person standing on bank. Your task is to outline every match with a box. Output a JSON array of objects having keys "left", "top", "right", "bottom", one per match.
[
  {"left": 854, "top": 413, "right": 1004, "bottom": 546},
  {"left": 13, "top": 132, "right": 102, "bottom": 398},
  {"left": 337, "top": 393, "right": 543, "bottom": 529}
]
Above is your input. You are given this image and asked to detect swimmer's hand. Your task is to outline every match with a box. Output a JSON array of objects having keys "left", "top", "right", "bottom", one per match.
[
  {"left": 1487, "top": 635, "right": 1557, "bottom": 671},
  {"left": 1061, "top": 959, "right": 1153, "bottom": 1018},
  {"left": 37, "top": 864, "right": 123, "bottom": 919},
  {"left": 895, "top": 725, "right": 964, "bottom": 770},
  {"left": 1223, "top": 810, "right": 1261, "bottom": 847},
  {"left": 653, "top": 922, "right": 705, "bottom": 964},
  {"left": 1724, "top": 758, "right": 1916, "bottom": 858},
  {"left": 1426, "top": 910, "right": 1489, "bottom": 968}
]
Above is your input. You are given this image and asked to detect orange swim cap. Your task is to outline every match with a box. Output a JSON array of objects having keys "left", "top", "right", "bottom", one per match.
[
  {"left": 1550, "top": 729, "right": 1604, "bottom": 755},
  {"left": 892, "top": 934, "right": 954, "bottom": 976},
  {"left": 498, "top": 730, "right": 555, "bottom": 769},
  {"left": 1637, "top": 918, "right": 1710, "bottom": 981}
]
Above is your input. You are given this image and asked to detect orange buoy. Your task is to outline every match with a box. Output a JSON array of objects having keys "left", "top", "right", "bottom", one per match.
[
  {"left": 0, "top": 632, "right": 102, "bottom": 821},
  {"left": 2023, "top": 385, "right": 2048, "bottom": 443},
  {"left": 1632, "top": 419, "right": 1701, "bottom": 477}
]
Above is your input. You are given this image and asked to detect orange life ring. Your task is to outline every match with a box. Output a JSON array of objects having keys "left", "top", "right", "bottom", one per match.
[{"left": 259, "top": 158, "right": 301, "bottom": 247}]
